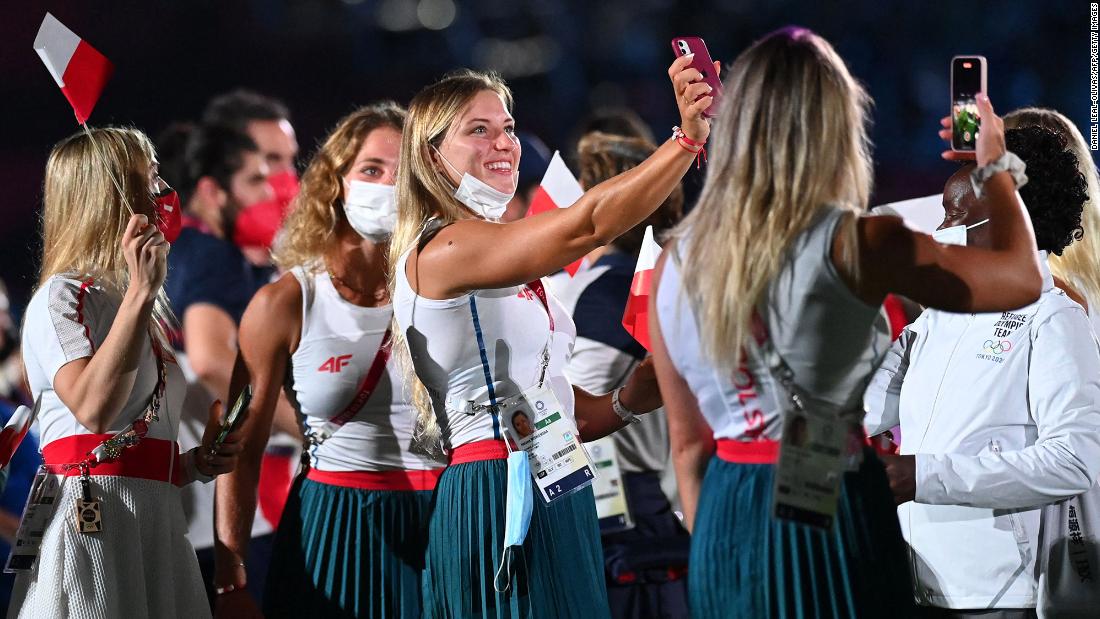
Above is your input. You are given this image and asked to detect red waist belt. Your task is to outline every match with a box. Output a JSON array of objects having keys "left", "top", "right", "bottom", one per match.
[
  {"left": 716, "top": 428, "right": 870, "bottom": 465},
  {"left": 306, "top": 467, "right": 443, "bottom": 491},
  {"left": 448, "top": 439, "right": 510, "bottom": 465},
  {"left": 715, "top": 439, "right": 780, "bottom": 464},
  {"left": 43, "top": 435, "right": 184, "bottom": 486}
]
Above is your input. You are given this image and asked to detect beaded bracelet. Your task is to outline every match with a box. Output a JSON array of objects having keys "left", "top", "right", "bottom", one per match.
[{"left": 672, "top": 126, "right": 707, "bottom": 168}]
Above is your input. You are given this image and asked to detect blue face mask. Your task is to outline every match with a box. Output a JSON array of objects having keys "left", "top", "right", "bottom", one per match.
[{"left": 494, "top": 449, "right": 533, "bottom": 593}]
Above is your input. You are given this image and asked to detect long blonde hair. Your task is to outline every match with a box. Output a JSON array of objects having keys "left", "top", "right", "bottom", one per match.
[
  {"left": 386, "top": 69, "right": 514, "bottom": 442},
  {"left": 671, "top": 27, "right": 873, "bottom": 369},
  {"left": 273, "top": 102, "right": 407, "bottom": 271},
  {"left": 37, "top": 127, "right": 176, "bottom": 346},
  {"left": 1005, "top": 108, "right": 1100, "bottom": 305}
]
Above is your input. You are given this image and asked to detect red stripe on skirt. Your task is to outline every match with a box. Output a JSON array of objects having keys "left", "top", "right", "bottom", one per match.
[
  {"left": 305, "top": 467, "right": 443, "bottom": 491},
  {"left": 448, "top": 439, "right": 510, "bottom": 464},
  {"left": 715, "top": 439, "right": 780, "bottom": 464}
]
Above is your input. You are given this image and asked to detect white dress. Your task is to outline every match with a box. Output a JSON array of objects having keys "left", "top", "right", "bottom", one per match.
[{"left": 10, "top": 275, "right": 208, "bottom": 619}]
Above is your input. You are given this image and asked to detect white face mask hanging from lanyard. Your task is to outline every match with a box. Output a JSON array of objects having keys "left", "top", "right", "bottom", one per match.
[
  {"left": 931, "top": 218, "right": 989, "bottom": 246},
  {"left": 431, "top": 145, "right": 515, "bottom": 222}
]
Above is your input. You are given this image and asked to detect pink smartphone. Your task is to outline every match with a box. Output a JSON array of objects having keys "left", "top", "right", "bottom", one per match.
[
  {"left": 950, "top": 55, "right": 987, "bottom": 152},
  {"left": 671, "top": 36, "right": 722, "bottom": 118}
]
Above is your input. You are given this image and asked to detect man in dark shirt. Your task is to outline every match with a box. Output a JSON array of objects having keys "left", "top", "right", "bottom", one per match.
[{"left": 160, "top": 124, "right": 275, "bottom": 607}]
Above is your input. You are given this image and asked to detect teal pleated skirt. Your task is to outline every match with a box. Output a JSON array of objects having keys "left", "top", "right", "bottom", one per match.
[
  {"left": 422, "top": 459, "right": 612, "bottom": 619},
  {"left": 689, "top": 450, "right": 914, "bottom": 619},
  {"left": 263, "top": 475, "right": 433, "bottom": 619}
]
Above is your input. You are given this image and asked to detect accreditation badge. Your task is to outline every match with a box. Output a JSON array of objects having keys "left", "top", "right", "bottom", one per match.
[
  {"left": 6, "top": 466, "right": 62, "bottom": 572},
  {"left": 588, "top": 436, "right": 633, "bottom": 532},
  {"left": 770, "top": 409, "right": 847, "bottom": 530},
  {"left": 503, "top": 383, "right": 595, "bottom": 503}
]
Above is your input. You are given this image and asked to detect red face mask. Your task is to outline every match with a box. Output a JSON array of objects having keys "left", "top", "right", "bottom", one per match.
[
  {"left": 153, "top": 188, "right": 182, "bottom": 243},
  {"left": 268, "top": 169, "right": 300, "bottom": 206},
  {"left": 232, "top": 170, "right": 300, "bottom": 250}
]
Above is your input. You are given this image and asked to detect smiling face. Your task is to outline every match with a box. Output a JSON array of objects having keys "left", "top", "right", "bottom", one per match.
[{"left": 433, "top": 89, "right": 521, "bottom": 196}]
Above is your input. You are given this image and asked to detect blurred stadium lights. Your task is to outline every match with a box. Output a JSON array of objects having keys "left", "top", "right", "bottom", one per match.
[
  {"left": 377, "top": 0, "right": 420, "bottom": 31},
  {"left": 473, "top": 35, "right": 562, "bottom": 78},
  {"left": 375, "top": 0, "right": 456, "bottom": 31},
  {"left": 418, "top": 0, "right": 457, "bottom": 30}
]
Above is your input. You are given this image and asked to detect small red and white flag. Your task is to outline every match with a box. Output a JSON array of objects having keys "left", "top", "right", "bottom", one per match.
[
  {"left": 622, "top": 225, "right": 662, "bottom": 352},
  {"left": 34, "top": 13, "right": 114, "bottom": 124},
  {"left": 0, "top": 399, "right": 40, "bottom": 470},
  {"left": 526, "top": 151, "right": 586, "bottom": 276}
]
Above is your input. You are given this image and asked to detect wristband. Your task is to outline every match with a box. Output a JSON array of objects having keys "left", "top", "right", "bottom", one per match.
[
  {"left": 672, "top": 126, "right": 707, "bottom": 169},
  {"left": 611, "top": 387, "right": 643, "bottom": 425},
  {"left": 970, "top": 151, "right": 1027, "bottom": 199}
]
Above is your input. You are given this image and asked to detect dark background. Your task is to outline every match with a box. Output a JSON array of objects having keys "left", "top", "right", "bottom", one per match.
[{"left": 0, "top": 0, "right": 1090, "bottom": 316}]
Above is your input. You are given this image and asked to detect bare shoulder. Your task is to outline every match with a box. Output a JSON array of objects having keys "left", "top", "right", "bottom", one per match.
[
  {"left": 241, "top": 272, "right": 303, "bottom": 349},
  {"left": 412, "top": 219, "right": 499, "bottom": 298}
]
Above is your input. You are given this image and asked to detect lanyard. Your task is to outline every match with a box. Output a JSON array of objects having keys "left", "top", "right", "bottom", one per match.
[
  {"left": 55, "top": 334, "right": 167, "bottom": 474},
  {"left": 305, "top": 328, "right": 393, "bottom": 450},
  {"left": 467, "top": 280, "right": 558, "bottom": 440},
  {"left": 523, "top": 280, "right": 555, "bottom": 389},
  {"left": 525, "top": 279, "right": 554, "bottom": 333}
]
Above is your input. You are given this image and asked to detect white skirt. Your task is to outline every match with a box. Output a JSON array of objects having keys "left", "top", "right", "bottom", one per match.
[{"left": 7, "top": 475, "right": 209, "bottom": 619}]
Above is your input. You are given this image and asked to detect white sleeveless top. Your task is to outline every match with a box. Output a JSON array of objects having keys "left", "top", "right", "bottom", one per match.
[
  {"left": 287, "top": 269, "right": 444, "bottom": 472},
  {"left": 656, "top": 207, "right": 890, "bottom": 441},
  {"left": 22, "top": 275, "right": 186, "bottom": 448},
  {"left": 392, "top": 246, "right": 578, "bottom": 450}
]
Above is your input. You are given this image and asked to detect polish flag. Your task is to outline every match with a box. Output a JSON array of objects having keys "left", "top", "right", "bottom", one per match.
[
  {"left": 527, "top": 151, "right": 585, "bottom": 276},
  {"left": 0, "top": 399, "right": 40, "bottom": 470},
  {"left": 34, "top": 13, "right": 114, "bottom": 124},
  {"left": 622, "top": 225, "right": 662, "bottom": 352}
]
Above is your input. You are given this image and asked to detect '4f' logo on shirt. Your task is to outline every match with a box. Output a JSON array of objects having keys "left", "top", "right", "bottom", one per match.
[{"left": 318, "top": 355, "right": 353, "bottom": 373}]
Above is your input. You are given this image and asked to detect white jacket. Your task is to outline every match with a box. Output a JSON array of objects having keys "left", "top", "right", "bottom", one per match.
[{"left": 864, "top": 257, "right": 1100, "bottom": 609}]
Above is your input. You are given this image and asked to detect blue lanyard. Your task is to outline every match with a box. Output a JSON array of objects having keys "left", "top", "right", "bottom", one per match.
[{"left": 469, "top": 295, "right": 502, "bottom": 441}]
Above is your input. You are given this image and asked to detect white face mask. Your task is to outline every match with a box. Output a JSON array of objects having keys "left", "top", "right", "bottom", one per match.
[
  {"left": 433, "top": 146, "right": 515, "bottom": 222},
  {"left": 932, "top": 218, "right": 989, "bottom": 246},
  {"left": 343, "top": 180, "right": 397, "bottom": 241}
]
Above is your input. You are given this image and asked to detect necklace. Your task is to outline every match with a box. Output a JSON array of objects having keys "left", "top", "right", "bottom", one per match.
[{"left": 325, "top": 262, "right": 388, "bottom": 303}]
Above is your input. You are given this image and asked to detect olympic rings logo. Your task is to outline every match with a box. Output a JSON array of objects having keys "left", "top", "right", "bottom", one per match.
[{"left": 983, "top": 340, "right": 1012, "bottom": 355}]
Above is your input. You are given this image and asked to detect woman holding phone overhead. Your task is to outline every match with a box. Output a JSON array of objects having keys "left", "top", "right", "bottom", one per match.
[
  {"left": 213, "top": 103, "right": 446, "bottom": 619},
  {"left": 388, "top": 55, "right": 713, "bottom": 618},
  {"left": 13, "top": 127, "right": 242, "bottom": 618},
  {"left": 647, "top": 27, "right": 1042, "bottom": 618}
]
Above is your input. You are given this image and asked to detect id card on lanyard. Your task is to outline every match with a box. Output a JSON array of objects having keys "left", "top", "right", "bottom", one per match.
[
  {"left": 587, "top": 436, "right": 633, "bottom": 532},
  {"left": 502, "top": 383, "right": 595, "bottom": 503},
  {"left": 5, "top": 466, "right": 63, "bottom": 572},
  {"left": 471, "top": 280, "right": 595, "bottom": 504},
  {"left": 771, "top": 409, "right": 847, "bottom": 529},
  {"left": 751, "top": 313, "right": 849, "bottom": 530}
]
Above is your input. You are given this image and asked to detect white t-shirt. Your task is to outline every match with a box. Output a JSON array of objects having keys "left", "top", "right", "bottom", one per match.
[{"left": 22, "top": 275, "right": 186, "bottom": 448}]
